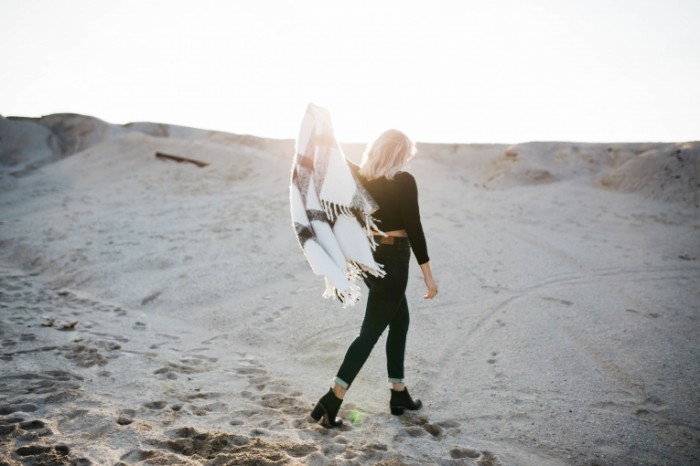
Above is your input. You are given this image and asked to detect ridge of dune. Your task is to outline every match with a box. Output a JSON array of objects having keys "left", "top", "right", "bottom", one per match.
[
  {"left": 0, "top": 113, "right": 294, "bottom": 176},
  {"left": 2, "top": 113, "right": 698, "bottom": 206},
  {"left": 475, "top": 141, "right": 700, "bottom": 206}
]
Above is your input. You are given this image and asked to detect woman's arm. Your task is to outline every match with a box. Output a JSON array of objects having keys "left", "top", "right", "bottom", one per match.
[{"left": 398, "top": 174, "right": 430, "bottom": 265}]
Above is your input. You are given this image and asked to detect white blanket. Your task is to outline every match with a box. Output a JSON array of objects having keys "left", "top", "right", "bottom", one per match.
[{"left": 290, "top": 103, "right": 384, "bottom": 306}]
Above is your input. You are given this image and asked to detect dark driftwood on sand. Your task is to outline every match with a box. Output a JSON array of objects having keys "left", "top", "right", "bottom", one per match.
[{"left": 155, "top": 152, "right": 209, "bottom": 168}]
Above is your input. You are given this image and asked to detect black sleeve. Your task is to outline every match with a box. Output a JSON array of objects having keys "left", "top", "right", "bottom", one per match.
[{"left": 399, "top": 173, "right": 430, "bottom": 265}]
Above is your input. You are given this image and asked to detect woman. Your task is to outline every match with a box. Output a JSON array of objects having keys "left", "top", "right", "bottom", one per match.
[{"left": 310, "top": 129, "right": 439, "bottom": 428}]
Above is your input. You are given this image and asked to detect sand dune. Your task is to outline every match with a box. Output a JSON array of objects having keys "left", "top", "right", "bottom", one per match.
[{"left": 0, "top": 114, "right": 698, "bottom": 465}]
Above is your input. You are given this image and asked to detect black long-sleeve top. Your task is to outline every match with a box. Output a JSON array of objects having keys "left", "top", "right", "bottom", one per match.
[{"left": 359, "top": 171, "right": 430, "bottom": 265}]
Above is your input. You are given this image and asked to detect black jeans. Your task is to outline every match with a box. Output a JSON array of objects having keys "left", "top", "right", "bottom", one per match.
[{"left": 334, "top": 237, "right": 411, "bottom": 389}]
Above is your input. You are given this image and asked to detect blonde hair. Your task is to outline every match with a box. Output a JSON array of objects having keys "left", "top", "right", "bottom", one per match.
[{"left": 359, "top": 129, "right": 416, "bottom": 181}]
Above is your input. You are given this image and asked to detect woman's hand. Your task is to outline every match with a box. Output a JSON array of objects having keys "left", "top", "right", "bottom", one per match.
[
  {"left": 420, "top": 262, "right": 438, "bottom": 300},
  {"left": 423, "top": 275, "right": 438, "bottom": 300}
]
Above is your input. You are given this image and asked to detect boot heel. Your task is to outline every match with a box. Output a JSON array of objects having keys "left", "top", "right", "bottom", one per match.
[
  {"left": 390, "top": 406, "right": 405, "bottom": 415},
  {"left": 310, "top": 402, "right": 325, "bottom": 421}
]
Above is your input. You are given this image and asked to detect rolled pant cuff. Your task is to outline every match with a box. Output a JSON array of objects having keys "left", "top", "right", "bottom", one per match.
[
  {"left": 333, "top": 377, "right": 349, "bottom": 389},
  {"left": 388, "top": 378, "right": 404, "bottom": 384}
]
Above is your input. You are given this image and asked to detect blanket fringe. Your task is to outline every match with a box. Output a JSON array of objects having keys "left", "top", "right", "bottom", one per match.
[
  {"left": 320, "top": 199, "right": 385, "bottom": 252},
  {"left": 320, "top": 200, "right": 355, "bottom": 222},
  {"left": 323, "top": 261, "right": 386, "bottom": 307},
  {"left": 351, "top": 260, "right": 386, "bottom": 278},
  {"left": 323, "top": 278, "right": 362, "bottom": 308},
  {"left": 363, "top": 214, "right": 383, "bottom": 250}
]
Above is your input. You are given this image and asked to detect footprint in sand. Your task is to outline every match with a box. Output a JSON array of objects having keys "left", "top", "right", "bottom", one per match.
[
  {"left": 450, "top": 447, "right": 502, "bottom": 465},
  {"left": 225, "top": 356, "right": 321, "bottom": 433},
  {"left": 143, "top": 401, "right": 168, "bottom": 410},
  {"left": 153, "top": 354, "right": 216, "bottom": 379},
  {"left": 235, "top": 366, "right": 271, "bottom": 391},
  {"left": 54, "top": 288, "right": 131, "bottom": 318},
  {"left": 180, "top": 390, "right": 227, "bottom": 416},
  {"left": 1, "top": 339, "right": 17, "bottom": 348},
  {"left": 487, "top": 351, "right": 498, "bottom": 364},
  {"left": 263, "top": 306, "right": 290, "bottom": 324},
  {"left": 15, "top": 444, "right": 68, "bottom": 457},
  {"left": 259, "top": 393, "right": 309, "bottom": 416},
  {"left": 117, "top": 409, "right": 136, "bottom": 425},
  {"left": 55, "top": 338, "right": 121, "bottom": 368},
  {"left": 0, "top": 370, "right": 84, "bottom": 408},
  {"left": 0, "top": 415, "right": 89, "bottom": 465},
  {"left": 0, "top": 404, "right": 39, "bottom": 416},
  {"left": 145, "top": 427, "right": 318, "bottom": 464},
  {"left": 149, "top": 333, "right": 180, "bottom": 350},
  {"left": 399, "top": 414, "right": 448, "bottom": 439},
  {"left": 0, "top": 418, "right": 52, "bottom": 440}
]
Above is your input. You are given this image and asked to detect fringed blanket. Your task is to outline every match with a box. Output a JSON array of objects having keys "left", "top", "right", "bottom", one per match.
[{"left": 290, "top": 103, "right": 385, "bottom": 306}]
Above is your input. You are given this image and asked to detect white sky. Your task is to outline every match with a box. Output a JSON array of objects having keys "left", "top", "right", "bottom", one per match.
[{"left": 2, "top": 0, "right": 699, "bottom": 143}]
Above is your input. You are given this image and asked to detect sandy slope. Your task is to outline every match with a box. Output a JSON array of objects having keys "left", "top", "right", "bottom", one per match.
[{"left": 0, "top": 115, "right": 699, "bottom": 465}]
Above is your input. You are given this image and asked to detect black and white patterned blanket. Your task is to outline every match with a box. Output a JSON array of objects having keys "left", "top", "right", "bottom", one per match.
[{"left": 290, "top": 103, "right": 384, "bottom": 306}]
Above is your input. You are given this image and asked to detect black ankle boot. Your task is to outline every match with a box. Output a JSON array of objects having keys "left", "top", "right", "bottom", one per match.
[
  {"left": 311, "top": 389, "right": 344, "bottom": 427},
  {"left": 390, "top": 388, "right": 422, "bottom": 415}
]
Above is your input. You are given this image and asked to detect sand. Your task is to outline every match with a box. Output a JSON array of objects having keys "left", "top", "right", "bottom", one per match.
[{"left": 0, "top": 114, "right": 699, "bottom": 465}]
